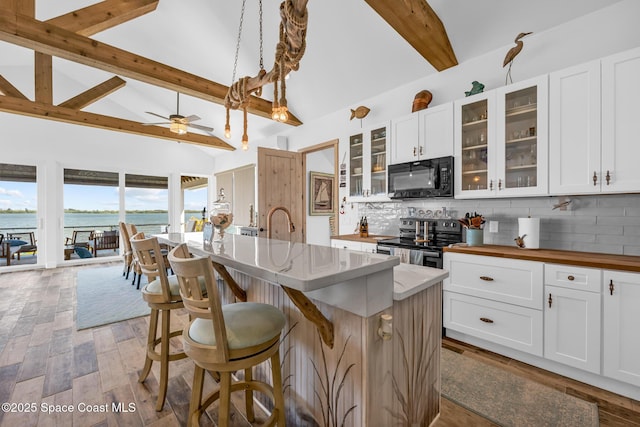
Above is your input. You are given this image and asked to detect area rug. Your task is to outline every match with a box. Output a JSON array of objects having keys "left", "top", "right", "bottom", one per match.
[
  {"left": 441, "top": 348, "right": 599, "bottom": 426},
  {"left": 76, "top": 265, "right": 150, "bottom": 330}
]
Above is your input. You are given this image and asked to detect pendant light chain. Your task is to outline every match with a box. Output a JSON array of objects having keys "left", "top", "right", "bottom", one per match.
[
  {"left": 259, "top": 0, "right": 264, "bottom": 72},
  {"left": 231, "top": 0, "right": 246, "bottom": 85}
]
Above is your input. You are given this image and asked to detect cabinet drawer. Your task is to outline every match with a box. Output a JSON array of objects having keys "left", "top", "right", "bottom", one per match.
[
  {"left": 444, "top": 253, "right": 543, "bottom": 309},
  {"left": 444, "top": 291, "right": 543, "bottom": 356},
  {"left": 545, "top": 263, "right": 601, "bottom": 293}
]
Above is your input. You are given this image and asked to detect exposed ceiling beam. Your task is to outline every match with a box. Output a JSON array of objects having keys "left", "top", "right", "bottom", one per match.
[
  {"left": 0, "top": 95, "right": 236, "bottom": 151},
  {"left": 46, "top": 0, "right": 159, "bottom": 37},
  {"left": 364, "top": 0, "right": 457, "bottom": 71},
  {"left": 0, "top": 0, "right": 34, "bottom": 16},
  {"left": 58, "top": 76, "right": 126, "bottom": 109},
  {"left": 0, "top": 74, "right": 27, "bottom": 98},
  {"left": 0, "top": 10, "right": 303, "bottom": 127},
  {"left": 34, "top": 52, "right": 52, "bottom": 103}
]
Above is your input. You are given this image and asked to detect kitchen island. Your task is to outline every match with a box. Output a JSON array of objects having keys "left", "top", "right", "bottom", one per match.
[{"left": 157, "top": 232, "right": 447, "bottom": 426}]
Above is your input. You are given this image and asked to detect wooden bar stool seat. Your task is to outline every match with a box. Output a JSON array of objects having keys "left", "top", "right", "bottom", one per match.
[
  {"left": 131, "top": 232, "right": 195, "bottom": 411},
  {"left": 168, "top": 243, "right": 287, "bottom": 427}
]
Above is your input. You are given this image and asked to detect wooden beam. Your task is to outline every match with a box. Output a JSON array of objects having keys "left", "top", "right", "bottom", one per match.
[
  {"left": 0, "top": 95, "right": 236, "bottom": 151},
  {"left": 46, "top": 0, "right": 159, "bottom": 37},
  {"left": 364, "top": 0, "right": 457, "bottom": 71},
  {"left": 0, "top": 11, "right": 303, "bottom": 126},
  {"left": 0, "top": 75, "right": 27, "bottom": 98},
  {"left": 58, "top": 76, "right": 126, "bottom": 110},
  {"left": 34, "top": 52, "right": 52, "bottom": 104},
  {"left": 0, "top": 0, "right": 34, "bottom": 16}
]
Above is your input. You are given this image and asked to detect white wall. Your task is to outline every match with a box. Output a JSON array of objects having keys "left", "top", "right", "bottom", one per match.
[{"left": 305, "top": 148, "right": 334, "bottom": 246}]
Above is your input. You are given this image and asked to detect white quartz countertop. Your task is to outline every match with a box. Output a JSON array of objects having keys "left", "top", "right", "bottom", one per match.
[
  {"left": 156, "top": 232, "right": 400, "bottom": 293},
  {"left": 393, "top": 263, "right": 449, "bottom": 300}
]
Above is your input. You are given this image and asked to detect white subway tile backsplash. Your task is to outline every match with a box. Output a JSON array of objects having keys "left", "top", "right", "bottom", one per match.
[{"left": 351, "top": 193, "right": 640, "bottom": 256}]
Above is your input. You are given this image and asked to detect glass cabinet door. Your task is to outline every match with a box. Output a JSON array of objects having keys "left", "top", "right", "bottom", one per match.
[
  {"left": 369, "top": 126, "right": 387, "bottom": 196},
  {"left": 503, "top": 86, "right": 538, "bottom": 189},
  {"left": 349, "top": 133, "right": 364, "bottom": 197},
  {"left": 460, "top": 99, "right": 489, "bottom": 192}
]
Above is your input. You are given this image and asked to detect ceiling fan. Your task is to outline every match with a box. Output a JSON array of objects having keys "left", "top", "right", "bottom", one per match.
[{"left": 143, "top": 92, "right": 214, "bottom": 135}]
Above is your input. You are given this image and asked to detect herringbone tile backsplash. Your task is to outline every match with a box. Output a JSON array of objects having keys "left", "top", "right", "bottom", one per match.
[{"left": 346, "top": 194, "right": 640, "bottom": 256}]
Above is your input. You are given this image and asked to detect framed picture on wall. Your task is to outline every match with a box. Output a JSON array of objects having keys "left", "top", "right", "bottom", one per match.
[{"left": 309, "top": 171, "right": 335, "bottom": 215}]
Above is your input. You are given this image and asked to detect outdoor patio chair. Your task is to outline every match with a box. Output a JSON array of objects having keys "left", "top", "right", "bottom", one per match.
[
  {"left": 9, "top": 232, "right": 37, "bottom": 260},
  {"left": 65, "top": 230, "right": 93, "bottom": 251},
  {"left": 91, "top": 230, "right": 119, "bottom": 256}
]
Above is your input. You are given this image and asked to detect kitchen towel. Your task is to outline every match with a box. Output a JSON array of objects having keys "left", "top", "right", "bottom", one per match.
[
  {"left": 518, "top": 217, "right": 540, "bottom": 249},
  {"left": 395, "top": 248, "right": 411, "bottom": 263}
]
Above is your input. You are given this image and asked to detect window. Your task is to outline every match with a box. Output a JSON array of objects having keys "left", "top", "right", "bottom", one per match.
[
  {"left": 0, "top": 163, "right": 38, "bottom": 267},
  {"left": 125, "top": 173, "right": 169, "bottom": 236}
]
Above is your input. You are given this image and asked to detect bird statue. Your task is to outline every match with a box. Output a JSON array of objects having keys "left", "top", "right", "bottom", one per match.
[
  {"left": 503, "top": 32, "right": 532, "bottom": 84},
  {"left": 514, "top": 234, "right": 527, "bottom": 248}
]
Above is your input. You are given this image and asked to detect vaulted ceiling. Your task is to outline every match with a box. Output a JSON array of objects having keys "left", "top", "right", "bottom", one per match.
[{"left": 0, "top": 0, "right": 623, "bottom": 154}]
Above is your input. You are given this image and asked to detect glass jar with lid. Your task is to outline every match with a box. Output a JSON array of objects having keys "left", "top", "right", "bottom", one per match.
[{"left": 210, "top": 188, "right": 233, "bottom": 241}]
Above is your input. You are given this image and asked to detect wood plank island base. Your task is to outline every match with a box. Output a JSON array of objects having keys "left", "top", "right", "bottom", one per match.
[{"left": 157, "top": 233, "right": 447, "bottom": 426}]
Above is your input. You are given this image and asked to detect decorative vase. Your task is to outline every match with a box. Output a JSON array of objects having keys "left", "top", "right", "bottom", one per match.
[
  {"left": 210, "top": 199, "right": 233, "bottom": 242},
  {"left": 466, "top": 228, "right": 484, "bottom": 246}
]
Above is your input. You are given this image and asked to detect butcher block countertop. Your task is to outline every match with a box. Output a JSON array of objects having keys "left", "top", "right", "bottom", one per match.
[
  {"left": 332, "top": 234, "right": 397, "bottom": 244},
  {"left": 444, "top": 244, "right": 640, "bottom": 273}
]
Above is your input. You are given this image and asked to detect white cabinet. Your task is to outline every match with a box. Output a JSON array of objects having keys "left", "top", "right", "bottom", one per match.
[
  {"left": 549, "top": 61, "right": 601, "bottom": 194},
  {"left": 443, "top": 252, "right": 544, "bottom": 355},
  {"left": 390, "top": 103, "right": 453, "bottom": 164},
  {"left": 455, "top": 76, "right": 548, "bottom": 198},
  {"left": 601, "top": 47, "right": 640, "bottom": 193},
  {"left": 330, "top": 239, "right": 377, "bottom": 253},
  {"left": 544, "top": 264, "right": 601, "bottom": 374},
  {"left": 550, "top": 47, "right": 640, "bottom": 194},
  {"left": 603, "top": 270, "right": 640, "bottom": 386},
  {"left": 347, "top": 123, "right": 389, "bottom": 201}
]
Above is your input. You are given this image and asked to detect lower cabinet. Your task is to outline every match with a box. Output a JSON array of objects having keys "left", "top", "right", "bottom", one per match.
[
  {"left": 330, "top": 239, "right": 377, "bottom": 253},
  {"left": 444, "top": 252, "right": 640, "bottom": 394},
  {"left": 603, "top": 270, "right": 640, "bottom": 386},
  {"left": 443, "top": 291, "right": 543, "bottom": 356},
  {"left": 544, "top": 264, "right": 602, "bottom": 374}
]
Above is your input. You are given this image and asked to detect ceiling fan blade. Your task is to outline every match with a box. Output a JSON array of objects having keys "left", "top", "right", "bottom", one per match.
[
  {"left": 142, "top": 122, "right": 171, "bottom": 126},
  {"left": 146, "top": 111, "right": 171, "bottom": 121},
  {"left": 188, "top": 123, "right": 214, "bottom": 132},
  {"left": 184, "top": 115, "right": 201, "bottom": 123}
]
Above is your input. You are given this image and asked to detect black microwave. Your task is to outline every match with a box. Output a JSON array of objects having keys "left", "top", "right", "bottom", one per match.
[{"left": 387, "top": 156, "right": 454, "bottom": 199}]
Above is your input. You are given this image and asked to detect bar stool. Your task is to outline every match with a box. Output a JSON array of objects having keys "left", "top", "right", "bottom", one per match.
[
  {"left": 130, "top": 232, "right": 188, "bottom": 411},
  {"left": 168, "top": 244, "right": 286, "bottom": 427}
]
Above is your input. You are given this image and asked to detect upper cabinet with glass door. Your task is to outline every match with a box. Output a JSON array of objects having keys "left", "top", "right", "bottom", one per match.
[
  {"left": 495, "top": 76, "right": 548, "bottom": 197},
  {"left": 455, "top": 76, "right": 548, "bottom": 198},
  {"left": 348, "top": 123, "right": 390, "bottom": 201}
]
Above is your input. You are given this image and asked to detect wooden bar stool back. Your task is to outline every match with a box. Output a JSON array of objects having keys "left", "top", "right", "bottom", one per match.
[
  {"left": 130, "top": 232, "right": 187, "bottom": 411},
  {"left": 168, "top": 244, "right": 287, "bottom": 427}
]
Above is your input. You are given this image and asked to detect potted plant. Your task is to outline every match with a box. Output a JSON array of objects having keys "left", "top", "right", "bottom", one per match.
[{"left": 458, "top": 212, "right": 485, "bottom": 246}]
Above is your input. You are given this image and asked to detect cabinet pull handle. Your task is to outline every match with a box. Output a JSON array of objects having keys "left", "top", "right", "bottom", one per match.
[
  {"left": 593, "top": 171, "right": 598, "bottom": 186},
  {"left": 489, "top": 180, "right": 494, "bottom": 191},
  {"left": 606, "top": 170, "right": 611, "bottom": 185},
  {"left": 413, "top": 147, "right": 417, "bottom": 157},
  {"left": 480, "top": 317, "right": 494, "bottom": 324},
  {"left": 479, "top": 276, "right": 494, "bottom": 281},
  {"left": 567, "top": 275, "right": 575, "bottom": 281},
  {"left": 548, "top": 293, "right": 553, "bottom": 308},
  {"left": 498, "top": 179, "right": 502, "bottom": 190},
  {"left": 609, "top": 279, "right": 614, "bottom": 295},
  {"left": 419, "top": 146, "right": 423, "bottom": 156}
]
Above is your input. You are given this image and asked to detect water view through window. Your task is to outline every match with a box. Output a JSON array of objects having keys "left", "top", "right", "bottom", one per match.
[{"left": 0, "top": 163, "right": 38, "bottom": 267}]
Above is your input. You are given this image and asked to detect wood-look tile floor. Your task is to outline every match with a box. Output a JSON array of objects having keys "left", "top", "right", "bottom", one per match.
[{"left": 0, "top": 264, "right": 639, "bottom": 426}]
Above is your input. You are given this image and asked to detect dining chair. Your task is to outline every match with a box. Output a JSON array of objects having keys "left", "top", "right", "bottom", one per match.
[
  {"left": 130, "top": 232, "right": 188, "bottom": 411},
  {"left": 168, "top": 243, "right": 286, "bottom": 427}
]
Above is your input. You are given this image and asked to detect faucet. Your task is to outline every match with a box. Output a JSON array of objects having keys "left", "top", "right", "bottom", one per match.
[{"left": 267, "top": 206, "right": 295, "bottom": 239}]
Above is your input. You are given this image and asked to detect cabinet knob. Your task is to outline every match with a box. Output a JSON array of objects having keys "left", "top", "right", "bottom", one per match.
[
  {"left": 479, "top": 276, "right": 494, "bottom": 282},
  {"left": 593, "top": 171, "right": 598, "bottom": 186},
  {"left": 567, "top": 275, "right": 575, "bottom": 281},
  {"left": 606, "top": 170, "right": 611, "bottom": 185},
  {"left": 489, "top": 180, "right": 494, "bottom": 191},
  {"left": 480, "top": 317, "right": 494, "bottom": 324},
  {"left": 609, "top": 279, "right": 615, "bottom": 295},
  {"left": 548, "top": 293, "right": 553, "bottom": 308}
]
